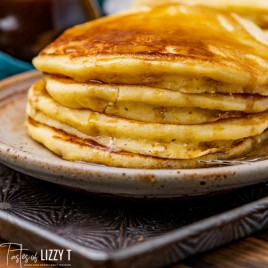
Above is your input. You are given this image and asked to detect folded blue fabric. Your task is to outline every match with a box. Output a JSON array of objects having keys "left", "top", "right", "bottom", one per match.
[{"left": 0, "top": 51, "right": 34, "bottom": 80}]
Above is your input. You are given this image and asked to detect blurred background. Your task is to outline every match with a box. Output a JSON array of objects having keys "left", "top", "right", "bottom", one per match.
[
  {"left": 0, "top": 0, "right": 133, "bottom": 79},
  {"left": 100, "top": 0, "right": 133, "bottom": 15}
]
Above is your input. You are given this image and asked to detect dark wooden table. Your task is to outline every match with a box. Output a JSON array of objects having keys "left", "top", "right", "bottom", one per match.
[
  {"left": 1, "top": 229, "right": 268, "bottom": 267},
  {"left": 177, "top": 229, "right": 268, "bottom": 268}
]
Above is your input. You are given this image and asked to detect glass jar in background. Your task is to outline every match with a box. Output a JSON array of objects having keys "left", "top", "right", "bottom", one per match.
[{"left": 0, "top": 0, "right": 101, "bottom": 62}]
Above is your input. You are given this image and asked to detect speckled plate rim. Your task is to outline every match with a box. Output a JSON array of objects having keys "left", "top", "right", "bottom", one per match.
[{"left": 0, "top": 71, "right": 268, "bottom": 198}]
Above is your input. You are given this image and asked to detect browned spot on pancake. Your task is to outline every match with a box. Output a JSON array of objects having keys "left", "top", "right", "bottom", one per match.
[
  {"left": 39, "top": 3, "right": 268, "bottom": 77},
  {"left": 28, "top": 116, "right": 39, "bottom": 127}
]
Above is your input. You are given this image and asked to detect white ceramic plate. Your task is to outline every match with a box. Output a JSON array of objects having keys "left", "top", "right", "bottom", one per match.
[{"left": 1, "top": 71, "right": 268, "bottom": 198}]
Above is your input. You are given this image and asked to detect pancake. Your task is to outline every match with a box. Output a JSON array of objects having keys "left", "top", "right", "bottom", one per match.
[
  {"left": 44, "top": 76, "right": 246, "bottom": 124},
  {"left": 33, "top": 4, "right": 268, "bottom": 94},
  {"left": 25, "top": 117, "right": 268, "bottom": 169},
  {"left": 26, "top": 4, "right": 268, "bottom": 169},
  {"left": 28, "top": 80, "right": 268, "bottom": 144},
  {"left": 26, "top": 106, "right": 218, "bottom": 159},
  {"left": 134, "top": 0, "right": 268, "bottom": 29},
  {"left": 104, "top": 102, "right": 243, "bottom": 125},
  {"left": 45, "top": 74, "right": 268, "bottom": 112}
]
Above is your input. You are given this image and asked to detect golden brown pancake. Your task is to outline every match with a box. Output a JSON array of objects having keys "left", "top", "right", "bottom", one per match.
[
  {"left": 45, "top": 74, "right": 268, "bottom": 113},
  {"left": 27, "top": 80, "right": 268, "bottom": 151},
  {"left": 26, "top": 106, "right": 219, "bottom": 159},
  {"left": 103, "top": 103, "right": 243, "bottom": 125},
  {"left": 25, "top": 117, "right": 268, "bottom": 169},
  {"left": 33, "top": 4, "right": 268, "bottom": 94},
  {"left": 44, "top": 75, "right": 249, "bottom": 124},
  {"left": 25, "top": 4, "right": 268, "bottom": 169}
]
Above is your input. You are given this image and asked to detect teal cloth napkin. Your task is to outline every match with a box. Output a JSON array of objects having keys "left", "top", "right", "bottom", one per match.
[{"left": 0, "top": 52, "right": 34, "bottom": 80}]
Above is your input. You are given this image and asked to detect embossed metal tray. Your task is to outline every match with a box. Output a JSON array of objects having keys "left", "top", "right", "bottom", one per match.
[{"left": 1, "top": 164, "right": 268, "bottom": 267}]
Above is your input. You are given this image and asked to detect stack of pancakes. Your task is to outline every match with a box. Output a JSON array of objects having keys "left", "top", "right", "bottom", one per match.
[
  {"left": 25, "top": 4, "right": 268, "bottom": 169},
  {"left": 135, "top": 0, "right": 268, "bottom": 30}
]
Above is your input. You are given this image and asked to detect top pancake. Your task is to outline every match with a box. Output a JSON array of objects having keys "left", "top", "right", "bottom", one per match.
[
  {"left": 135, "top": 0, "right": 268, "bottom": 29},
  {"left": 33, "top": 4, "right": 268, "bottom": 94}
]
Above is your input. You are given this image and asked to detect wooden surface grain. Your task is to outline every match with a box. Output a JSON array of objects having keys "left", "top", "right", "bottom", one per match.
[
  {"left": 176, "top": 229, "right": 268, "bottom": 268},
  {"left": 0, "top": 230, "right": 268, "bottom": 267}
]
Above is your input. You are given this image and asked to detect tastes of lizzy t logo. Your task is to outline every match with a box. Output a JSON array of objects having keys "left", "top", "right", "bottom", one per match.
[{"left": 0, "top": 243, "right": 72, "bottom": 267}]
